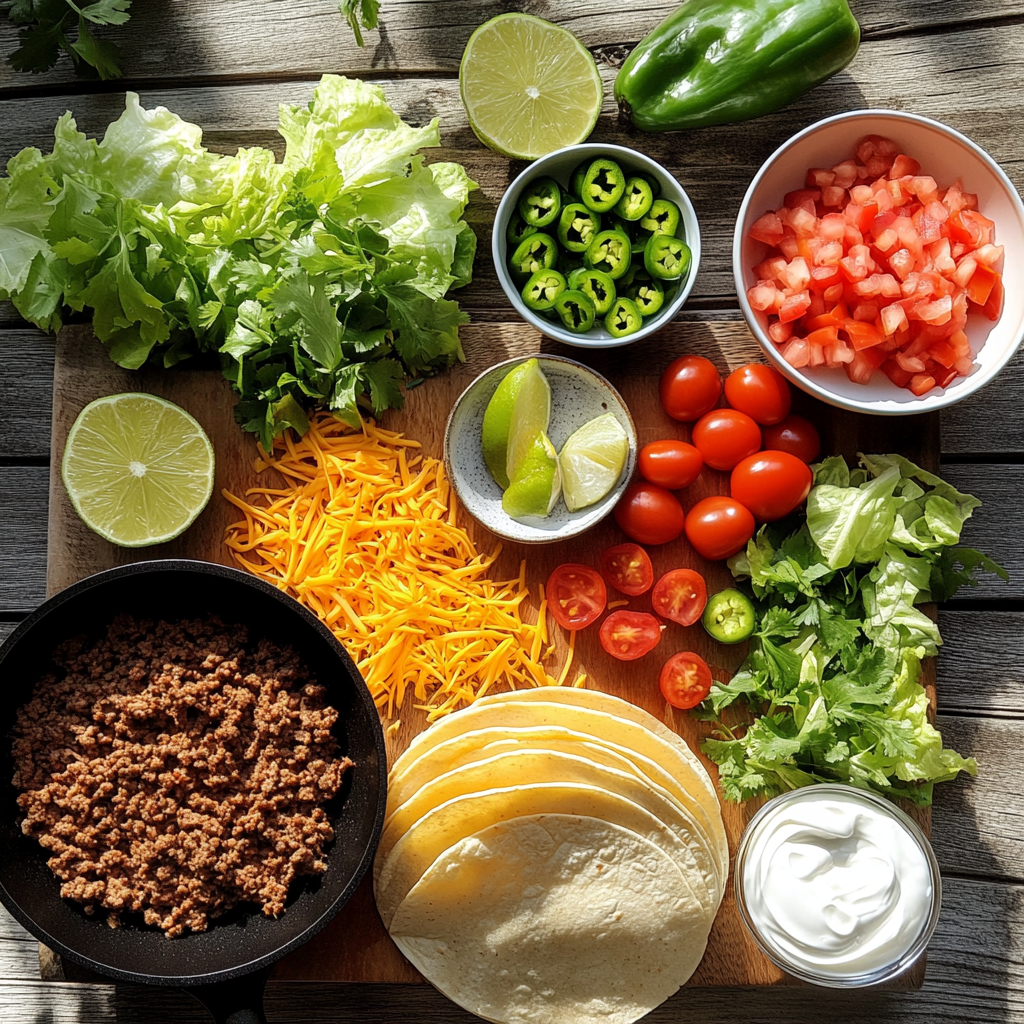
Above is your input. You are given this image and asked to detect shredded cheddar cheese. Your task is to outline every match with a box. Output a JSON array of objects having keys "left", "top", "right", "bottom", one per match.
[{"left": 223, "top": 414, "right": 577, "bottom": 720}]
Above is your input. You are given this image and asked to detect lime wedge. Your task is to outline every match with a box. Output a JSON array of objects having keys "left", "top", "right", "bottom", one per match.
[
  {"left": 460, "top": 14, "right": 603, "bottom": 160},
  {"left": 503, "top": 358, "right": 552, "bottom": 483},
  {"left": 502, "top": 431, "right": 562, "bottom": 519},
  {"left": 61, "top": 393, "right": 215, "bottom": 547},
  {"left": 481, "top": 361, "right": 533, "bottom": 489},
  {"left": 558, "top": 412, "right": 629, "bottom": 512}
]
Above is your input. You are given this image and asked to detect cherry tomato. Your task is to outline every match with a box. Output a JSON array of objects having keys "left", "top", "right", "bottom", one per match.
[
  {"left": 723, "top": 364, "right": 793, "bottom": 425},
  {"left": 660, "top": 651, "right": 714, "bottom": 709},
  {"left": 638, "top": 440, "right": 703, "bottom": 490},
  {"left": 730, "top": 451, "right": 813, "bottom": 522},
  {"left": 599, "top": 610, "right": 664, "bottom": 661},
  {"left": 546, "top": 564, "right": 607, "bottom": 630},
  {"left": 684, "top": 496, "right": 756, "bottom": 561},
  {"left": 761, "top": 414, "right": 822, "bottom": 464},
  {"left": 691, "top": 409, "right": 762, "bottom": 471},
  {"left": 651, "top": 569, "right": 707, "bottom": 627},
  {"left": 659, "top": 355, "right": 722, "bottom": 422},
  {"left": 599, "top": 543, "right": 654, "bottom": 597},
  {"left": 614, "top": 482, "right": 686, "bottom": 546}
]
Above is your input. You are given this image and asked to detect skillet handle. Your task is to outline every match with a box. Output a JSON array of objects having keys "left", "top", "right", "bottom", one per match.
[{"left": 187, "top": 966, "right": 271, "bottom": 1024}]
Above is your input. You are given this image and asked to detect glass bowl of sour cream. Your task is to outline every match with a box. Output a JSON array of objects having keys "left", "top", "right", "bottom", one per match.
[{"left": 734, "top": 784, "right": 942, "bottom": 987}]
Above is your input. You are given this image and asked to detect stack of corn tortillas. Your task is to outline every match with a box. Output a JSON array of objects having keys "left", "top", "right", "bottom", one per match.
[{"left": 374, "top": 687, "right": 727, "bottom": 1024}]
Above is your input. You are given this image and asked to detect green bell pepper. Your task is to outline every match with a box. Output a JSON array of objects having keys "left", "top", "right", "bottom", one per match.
[{"left": 615, "top": 0, "right": 860, "bottom": 132}]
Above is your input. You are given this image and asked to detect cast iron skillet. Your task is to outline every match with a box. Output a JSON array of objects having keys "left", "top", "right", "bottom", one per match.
[{"left": 0, "top": 560, "right": 388, "bottom": 1024}]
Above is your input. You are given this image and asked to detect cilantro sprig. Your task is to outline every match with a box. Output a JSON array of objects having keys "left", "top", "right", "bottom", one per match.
[{"left": 698, "top": 455, "right": 1007, "bottom": 807}]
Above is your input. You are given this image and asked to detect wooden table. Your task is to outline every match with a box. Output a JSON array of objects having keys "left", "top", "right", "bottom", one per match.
[{"left": 1, "top": 1, "right": 1022, "bottom": 1021}]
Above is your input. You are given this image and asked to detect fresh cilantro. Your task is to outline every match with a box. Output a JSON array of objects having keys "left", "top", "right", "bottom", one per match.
[
  {"left": 701, "top": 454, "right": 1005, "bottom": 806},
  {"left": 339, "top": 0, "right": 380, "bottom": 47}
]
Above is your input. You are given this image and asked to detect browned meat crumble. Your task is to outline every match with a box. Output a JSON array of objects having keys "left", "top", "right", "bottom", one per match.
[{"left": 12, "top": 614, "right": 352, "bottom": 938}]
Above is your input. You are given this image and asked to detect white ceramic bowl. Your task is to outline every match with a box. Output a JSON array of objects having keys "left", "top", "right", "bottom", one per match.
[
  {"left": 734, "top": 109, "right": 1024, "bottom": 415},
  {"left": 443, "top": 355, "right": 637, "bottom": 544},
  {"left": 494, "top": 143, "right": 701, "bottom": 348}
]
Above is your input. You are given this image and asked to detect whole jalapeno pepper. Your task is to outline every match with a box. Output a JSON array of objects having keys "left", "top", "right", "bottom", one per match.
[
  {"left": 581, "top": 159, "right": 627, "bottom": 213},
  {"left": 553, "top": 289, "right": 597, "bottom": 333},
  {"left": 521, "top": 269, "right": 567, "bottom": 311},
  {"left": 584, "top": 229, "right": 632, "bottom": 280},
  {"left": 507, "top": 210, "right": 540, "bottom": 248},
  {"left": 613, "top": 177, "right": 655, "bottom": 221},
  {"left": 640, "top": 199, "right": 682, "bottom": 237},
  {"left": 604, "top": 296, "right": 644, "bottom": 338},
  {"left": 509, "top": 233, "right": 558, "bottom": 279},
  {"left": 557, "top": 203, "right": 602, "bottom": 253},
  {"left": 568, "top": 267, "right": 618, "bottom": 316},
  {"left": 625, "top": 275, "right": 666, "bottom": 316},
  {"left": 644, "top": 234, "right": 692, "bottom": 281},
  {"left": 517, "top": 176, "right": 562, "bottom": 228}
]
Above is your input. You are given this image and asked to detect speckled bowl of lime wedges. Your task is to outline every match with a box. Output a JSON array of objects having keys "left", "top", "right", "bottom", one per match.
[{"left": 444, "top": 355, "right": 637, "bottom": 544}]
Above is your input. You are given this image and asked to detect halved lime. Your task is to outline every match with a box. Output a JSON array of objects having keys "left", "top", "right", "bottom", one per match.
[
  {"left": 503, "top": 431, "right": 562, "bottom": 519},
  {"left": 62, "top": 393, "right": 215, "bottom": 547},
  {"left": 460, "top": 14, "right": 604, "bottom": 160},
  {"left": 558, "top": 412, "right": 629, "bottom": 511}
]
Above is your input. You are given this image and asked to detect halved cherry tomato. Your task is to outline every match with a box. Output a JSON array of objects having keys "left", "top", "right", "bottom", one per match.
[
  {"left": 659, "top": 355, "right": 722, "bottom": 422},
  {"left": 614, "top": 482, "right": 686, "bottom": 546},
  {"left": 730, "top": 451, "right": 813, "bottom": 522},
  {"left": 599, "top": 543, "right": 654, "bottom": 597},
  {"left": 760, "top": 415, "right": 822, "bottom": 464},
  {"left": 599, "top": 610, "right": 664, "bottom": 661},
  {"left": 546, "top": 564, "right": 607, "bottom": 630},
  {"left": 660, "top": 651, "right": 714, "bottom": 709},
  {"left": 651, "top": 569, "right": 707, "bottom": 626},
  {"left": 638, "top": 440, "right": 703, "bottom": 489},
  {"left": 723, "top": 364, "right": 792, "bottom": 425},
  {"left": 691, "top": 409, "right": 762, "bottom": 471},
  {"left": 684, "top": 496, "right": 756, "bottom": 560}
]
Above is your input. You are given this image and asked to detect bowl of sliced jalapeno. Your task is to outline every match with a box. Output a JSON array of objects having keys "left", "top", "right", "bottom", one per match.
[{"left": 494, "top": 143, "right": 701, "bottom": 347}]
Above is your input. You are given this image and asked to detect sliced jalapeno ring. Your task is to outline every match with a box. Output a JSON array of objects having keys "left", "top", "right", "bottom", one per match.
[
  {"left": 568, "top": 267, "right": 617, "bottom": 316},
  {"left": 581, "top": 159, "right": 627, "bottom": 213},
  {"left": 506, "top": 209, "right": 540, "bottom": 248},
  {"left": 553, "top": 289, "right": 597, "bottom": 334},
  {"left": 557, "top": 203, "right": 602, "bottom": 253},
  {"left": 641, "top": 173, "right": 661, "bottom": 199},
  {"left": 613, "top": 176, "right": 655, "bottom": 221},
  {"left": 604, "top": 296, "right": 644, "bottom": 338},
  {"left": 521, "top": 269, "right": 567, "bottom": 311},
  {"left": 584, "top": 229, "right": 632, "bottom": 280},
  {"left": 626, "top": 276, "right": 665, "bottom": 316},
  {"left": 509, "top": 233, "right": 558, "bottom": 279},
  {"left": 640, "top": 198, "right": 682, "bottom": 236},
  {"left": 702, "top": 588, "right": 756, "bottom": 644},
  {"left": 570, "top": 159, "right": 591, "bottom": 200},
  {"left": 517, "top": 176, "right": 562, "bottom": 228},
  {"left": 644, "top": 234, "right": 691, "bottom": 281}
]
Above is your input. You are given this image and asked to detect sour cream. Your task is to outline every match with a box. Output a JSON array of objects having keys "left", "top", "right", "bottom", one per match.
[{"left": 735, "top": 785, "right": 940, "bottom": 986}]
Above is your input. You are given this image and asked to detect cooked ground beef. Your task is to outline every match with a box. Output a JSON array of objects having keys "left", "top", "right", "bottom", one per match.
[{"left": 12, "top": 614, "right": 352, "bottom": 939}]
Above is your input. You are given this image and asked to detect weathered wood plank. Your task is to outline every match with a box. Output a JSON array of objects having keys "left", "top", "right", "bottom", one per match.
[
  {"left": 0, "top": 465, "right": 48, "bottom": 612},
  {"left": 941, "top": 348, "right": 1024, "bottom": 456},
  {"left": 0, "top": 0, "right": 1020, "bottom": 93},
  {"left": 932, "top": 716, "right": 1024, "bottom": 882},
  {"left": 0, "top": 622, "right": 16, "bottom": 643},
  {"left": 942, "top": 465, "right": 1024, "bottom": 601},
  {"left": 937, "top": 612, "right": 1024, "bottom": 717},
  {"left": 2, "top": 23, "right": 1022, "bottom": 305},
  {"left": 0, "top": 877, "right": 1019, "bottom": 1023},
  {"left": 0, "top": 331, "right": 54, "bottom": 458}
]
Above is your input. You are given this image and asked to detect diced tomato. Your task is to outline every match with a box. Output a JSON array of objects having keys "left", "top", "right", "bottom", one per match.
[
  {"left": 747, "top": 134, "right": 1003, "bottom": 398},
  {"left": 750, "top": 212, "right": 785, "bottom": 246},
  {"left": 966, "top": 263, "right": 998, "bottom": 306},
  {"left": 983, "top": 273, "right": 1003, "bottom": 321},
  {"left": 890, "top": 154, "right": 920, "bottom": 178}
]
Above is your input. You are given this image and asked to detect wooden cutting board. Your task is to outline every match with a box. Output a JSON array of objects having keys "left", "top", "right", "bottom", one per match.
[{"left": 45, "top": 320, "right": 937, "bottom": 988}]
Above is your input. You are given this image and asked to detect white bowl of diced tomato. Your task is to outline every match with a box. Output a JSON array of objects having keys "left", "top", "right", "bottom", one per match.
[{"left": 734, "top": 109, "right": 1024, "bottom": 414}]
